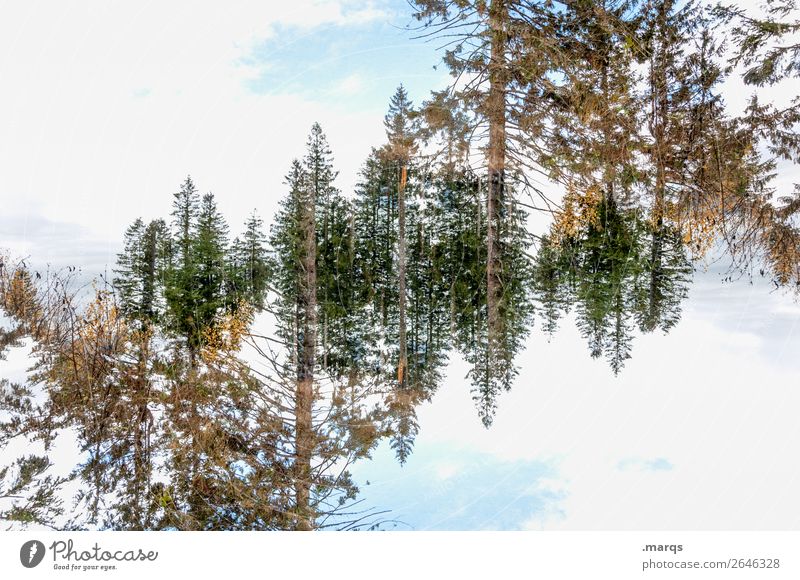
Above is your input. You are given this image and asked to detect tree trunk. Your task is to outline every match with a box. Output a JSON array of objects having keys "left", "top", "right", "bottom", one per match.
[
  {"left": 651, "top": 4, "right": 668, "bottom": 322},
  {"left": 486, "top": 0, "right": 508, "bottom": 355},
  {"left": 133, "top": 333, "right": 152, "bottom": 529},
  {"left": 295, "top": 183, "right": 317, "bottom": 531},
  {"left": 397, "top": 164, "right": 409, "bottom": 389}
]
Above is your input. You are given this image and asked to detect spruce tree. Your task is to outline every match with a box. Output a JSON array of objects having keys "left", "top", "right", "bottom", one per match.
[
  {"left": 410, "top": 0, "right": 563, "bottom": 378},
  {"left": 165, "top": 176, "right": 202, "bottom": 363},
  {"left": 114, "top": 218, "right": 171, "bottom": 328},
  {"left": 384, "top": 85, "right": 416, "bottom": 392},
  {"left": 193, "top": 192, "right": 230, "bottom": 342},
  {"left": 303, "top": 123, "right": 347, "bottom": 372},
  {"left": 230, "top": 211, "right": 270, "bottom": 311},
  {"left": 261, "top": 126, "right": 395, "bottom": 528}
]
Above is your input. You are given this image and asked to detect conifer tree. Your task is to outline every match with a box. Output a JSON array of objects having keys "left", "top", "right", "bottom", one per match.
[
  {"left": 546, "top": 0, "right": 642, "bottom": 207},
  {"left": 229, "top": 211, "right": 270, "bottom": 311},
  {"left": 718, "top": 0, "right": 800, "bottom": 87},
  {"left": 384, "top": 85, "right": 416, "bottom": 392},
  {"left": 305, "top": 123, "right": 341, "bottom": 371},
  {"left": 114, "top": 218, "right": 171, "bottom": 328},
  {"left": 352, "top": 150, "right": 398, "bottom": 339},
  {"left": 425, "top": 164, "right": 534, "bottom": 425},
  {"left": 295, "top": 148, "right": 318, "bottom": 531},
  {"left": 410, "top": 0, "right": 563, "bottom": 392},
  {"left": 165, "top": 176, "right": 202, "bottom": 363},
  {"left": 261, "top": 126, "right": 393, "bottom": 528},
  {"left": 712, "top": 0, "right": 800, "bottom": 290},
  {"left": 351, "top": 91, "right": 456, "bottom": 452},
  {"left": 634, "top": 225, "right": 692, "bottom": 334},
  {"left": 193, "top": 192, "right": 230, "bottom": 339}
]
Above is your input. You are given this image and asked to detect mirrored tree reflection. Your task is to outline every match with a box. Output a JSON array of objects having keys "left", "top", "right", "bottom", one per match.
[{"left": 534, "top": 196, "right": 692, "bottom": 374}]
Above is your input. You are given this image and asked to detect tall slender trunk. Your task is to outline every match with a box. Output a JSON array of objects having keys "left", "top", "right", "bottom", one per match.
[
  {"left": 397, "top": 164, "right": 408, "bottom": 389},
  {"left": 651, "top": 6, "right": 668, "bottom": 312},
  {"left": 600, "top": 31, "right": 616, "bottom": 206},
  {"left": 133, "top": 332, "right": 151, "bottom": 529},
  {"left": 382, "top": 182, "right": 392, "bottom": 327},
  {"left": 474, "top": 180, "right": 482, "bottom": 344},
  {"left": 295, "top": 183, "right": 317, "bottom": 531},
  {"left": 414, "top": 223, "right": 421, "bottom": 364},
  {"left": 347, "top": 211, "right": 356, "bottom": 371},
  {"left": 426, "top": 241, "right": 434, "bottom": 363},
  {"left": 651, "top": 3, "right": 669, "bottom": 226},
  {"left": 486, "top": 0, "right": 508, "bottom": 354},
  {"left": 322, "top": 199, "right": 329, "bottom": 371},
  {"left": 143, "top": 226, "right": 157, "bottom": 319}
]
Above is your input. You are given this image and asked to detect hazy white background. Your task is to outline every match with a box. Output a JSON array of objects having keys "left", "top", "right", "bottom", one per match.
[{"left": 1, "top": 0, "right": 799, "bottom": 530}]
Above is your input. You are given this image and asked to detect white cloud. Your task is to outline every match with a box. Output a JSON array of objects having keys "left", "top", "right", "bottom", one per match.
[
  {"left": 617, "top": 457, "right": 673, "bottom": 472},
  {"left": 329, "top": 72, "right": 366, "bottom": 96},
  {"left": 0, "top": 1, "right": 390, "bottom": 251},
  {"left": 407, "top": 274, "right": 800, "bottom": 529},
  {"left": 433, "top": 461, "right": 462, "bottom": 482}
]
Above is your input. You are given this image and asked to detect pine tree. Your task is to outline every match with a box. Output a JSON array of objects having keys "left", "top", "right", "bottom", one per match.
[
  {"left": 546, "top": 0, "right": 642, "bottom": 208},
  {"left": 165, "top": 176, "right": 202, "bottom": 363},
  {"left": 350, "top": 91, "right": 458, "bottom": 454},
  {"left": 193, "top": 192, "right": 230, "bottom": 342},
  {"left": 712, "top": 0, "right": 800, "bottom": 290},
  {"left": 534, "top": 189, "right": 692, "bottom": 374},
  {"left": 269, "top": 161, "right": 306, "bottom": 364},
  {"left": 634, "top": 224, "right": 692, "bottom": 334},
  {"left": 305, "top": 124, "right": 336, "bottom": 370},
  {"left": 114, "top": 218, "right": 171, "bottom": 328},
  {"left": 384, "top": 85, "right": 416, "bottom": 392},
  {"left": 532, "top": 234, "right": 573, "bottom": 337},
  {"left": 115, "top": 218, "right": 146, "bottom": 317},
  {"left": 424, "top": 164, "right": 534, "bottom": 425},
  {"left": 229, "top": 211, "right": 270, "bottom": 311},
  {"left": 260, "top": 127, "right": 395, "bottom": 528},
  {"left": 469, "top": 179, "right": 535, "bottom": 423},
  {"left": 352, "top": 149, "right": 398, "bottom": 339},
  {"left": 718, "top": 0, "right": 800, "bottom": 87},
  {"left": 268, "top": 132, "right": 331, "bottom": 528},
  {"left": 172, "top": 176, "right": 199, "bottom": 269},
  {"left": 410, "top": 0, "right": 563, "bottom": 389}
]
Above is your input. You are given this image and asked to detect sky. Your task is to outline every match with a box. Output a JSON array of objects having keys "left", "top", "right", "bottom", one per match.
[
  {"left": 353, "top": 269, "right": 800, "bottom": 530},
  {"left": 1, "top": 0, "right": 800, "bottom": 530},
  {"left": 0, "top": 0, "right": 446, "bottom": 275}
]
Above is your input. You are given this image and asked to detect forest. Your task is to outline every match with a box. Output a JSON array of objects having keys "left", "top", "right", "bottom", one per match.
[{"left": 1, "top": 0, "right": 799, "bottom": 530}]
